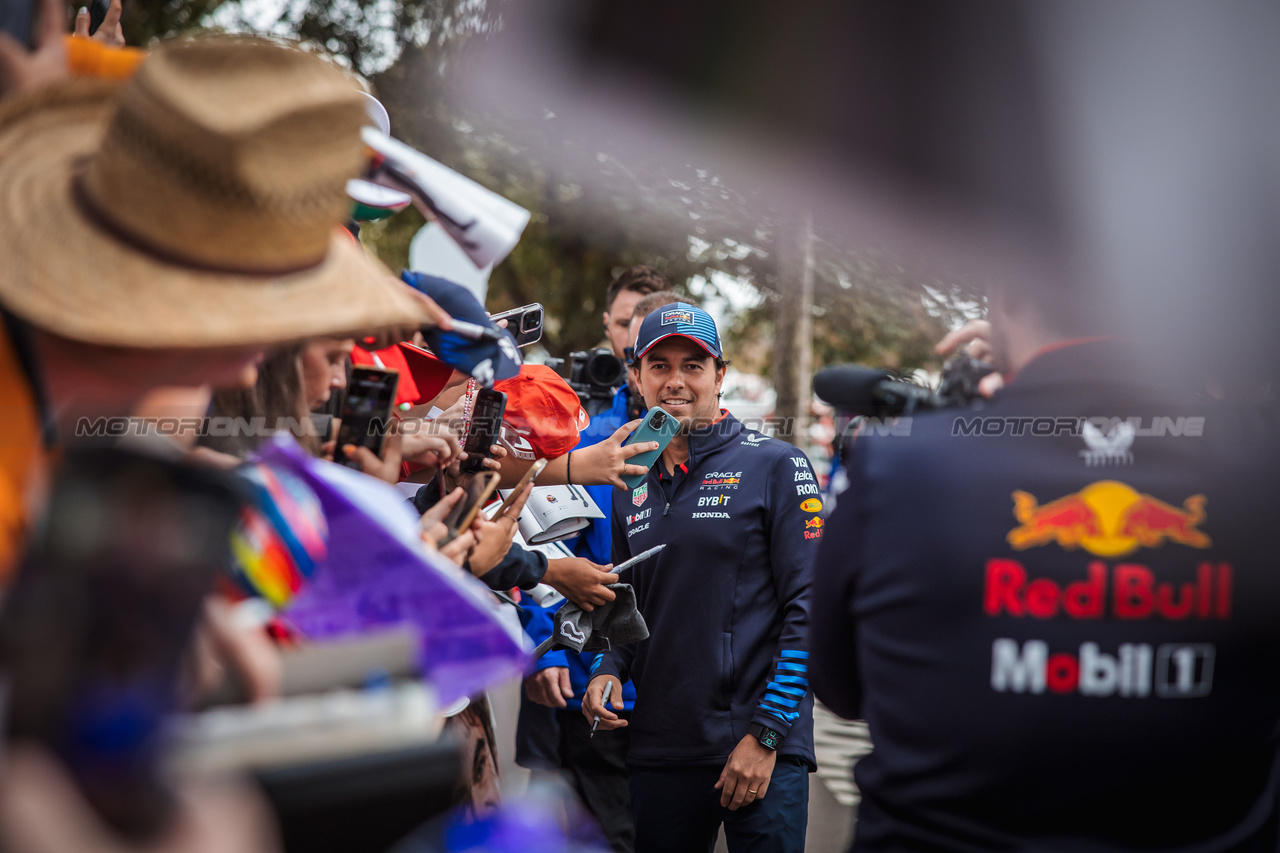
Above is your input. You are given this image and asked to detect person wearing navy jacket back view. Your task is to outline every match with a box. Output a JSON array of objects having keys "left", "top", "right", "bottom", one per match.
[{"left": 583, "top": 303, "right": 821, "bottom": 853}]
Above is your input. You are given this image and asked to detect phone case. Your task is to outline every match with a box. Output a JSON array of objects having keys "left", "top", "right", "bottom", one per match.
[
  {"left": 620, "top": 406, "right": 680, "bottom": 490},
  {"left": 461, "top": 389, "right": 507, "bottom": 474}
]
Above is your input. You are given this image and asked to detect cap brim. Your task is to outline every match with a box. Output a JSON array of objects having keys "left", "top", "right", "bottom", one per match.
[
  {"left": 634, "top": 331, "right": 721, "bottom": 361},
  {"left": 398, "top": 342, "right": 455, "bottom": 402},
  {"left": 0, "top": 80, "right": 432, "bottom": 348}
]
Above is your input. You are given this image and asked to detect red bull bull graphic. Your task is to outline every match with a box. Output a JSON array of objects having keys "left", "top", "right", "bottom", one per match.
[
  {"left": 804, "top": 516, "right": 824, "bottom": 540},
  {"left": 1007, "top": 480, "right": 1210, "bottom": 557}
]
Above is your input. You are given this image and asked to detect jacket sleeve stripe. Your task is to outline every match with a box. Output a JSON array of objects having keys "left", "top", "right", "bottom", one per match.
[
  {"left": 764, "top": 691, "right": 802, "bottom": 709},
  {"left": 780, "top": 650, "right": 810, "bottom": 660},
  {"left": 760, "top": 705, "right": 801, "bottom": 725},
  {"left": 768, "top": 681, "right": 808, "bottom": 698},
  {"left": 774, "top": 674, "right": 809, "bottom": 686},
  {"left": 777, "top": 661, "right": 808, "bottom": 673}
]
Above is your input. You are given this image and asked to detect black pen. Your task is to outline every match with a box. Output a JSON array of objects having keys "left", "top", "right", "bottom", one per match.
[{"left": 590, "top": 679, "right": 614, "bottom": 738}]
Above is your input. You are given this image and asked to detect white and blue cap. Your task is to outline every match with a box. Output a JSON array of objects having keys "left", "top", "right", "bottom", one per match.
[{"left": 632, "top": 302, "right": 722, "bottom": 361}]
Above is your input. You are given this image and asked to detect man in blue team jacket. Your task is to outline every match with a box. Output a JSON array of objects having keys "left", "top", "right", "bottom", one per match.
[{"left": 584, "top": 303, "right": 820, "bottom": 853}]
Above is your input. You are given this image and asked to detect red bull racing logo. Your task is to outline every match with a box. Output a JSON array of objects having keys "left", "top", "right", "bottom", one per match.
[
  {"left": 804, "top": 516, "right": 824, "bottom": 540},
  {"left": 1007, "top": 480, "right": 1210, "bottom": 557}
]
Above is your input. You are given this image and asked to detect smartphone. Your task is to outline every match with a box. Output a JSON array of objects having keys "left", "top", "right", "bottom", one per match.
[
  {"left": 88, "top": 0, "right": 108, "bottom": 34},
  {"left": 0, "top": 448, "right": 245, "bottom": 842},
  {"left": 460, "top": 387, "right": 506, "bottom": 475},
  {"left": 0, "top": 0, "right": 38, "bottom": 47},
  {"left": 494, "top": 457, "right": 548, "bottom": 517},
  {"left": 333, "top": 366, "right": 399, "bottom": 468},
  {"left": 620, "top": 406, "right": 680, "bottom": 490},
  {"left": 442, "top": 471, "right": 501, "bottom": 542},
  {"left": 489, "top": 303, "right": 544, "bottom": 348}
]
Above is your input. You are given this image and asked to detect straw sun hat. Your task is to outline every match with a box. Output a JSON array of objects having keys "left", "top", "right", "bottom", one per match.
[{"left": 0, "top": 37, "right": 435, "bottom": 348}]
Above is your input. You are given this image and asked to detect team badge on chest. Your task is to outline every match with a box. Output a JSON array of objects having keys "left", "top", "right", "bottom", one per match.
[{"left": 633, "top": 483, "right": 649, "bottom": 507}]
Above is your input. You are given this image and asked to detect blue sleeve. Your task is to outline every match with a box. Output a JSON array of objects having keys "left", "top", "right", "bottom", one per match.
[
  {"left": 750, "top": 449, "right": 821, "bottom": 739},
  {"left": 594, "top": 489, "right": 637, "bottom": 683},
  {"left": 478, "top": 542, "right": 548, "bottom": 591},
  {"left": 521, "top": 599, "right": 570, "bottom": 672}
]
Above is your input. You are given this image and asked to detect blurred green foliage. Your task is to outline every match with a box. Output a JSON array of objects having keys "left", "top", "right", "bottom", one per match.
[{"left": 105, "top": 0, "right": 979, "bottom": 372}]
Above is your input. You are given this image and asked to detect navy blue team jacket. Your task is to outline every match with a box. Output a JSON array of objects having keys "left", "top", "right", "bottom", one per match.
[
  {"left": 593, "top": 412, "right": 821, "bottom": 770},
  {"left": 811, "top": 340, "right": 1280, "bottom": 852}
]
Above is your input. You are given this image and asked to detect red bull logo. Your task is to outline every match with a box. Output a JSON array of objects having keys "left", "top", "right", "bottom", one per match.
[
  {"left": 1007, "top": 480, "right": 1210, "bottom": 557},
  {"left": 804, "top": 516, "right": 824, "bottom": 540}
]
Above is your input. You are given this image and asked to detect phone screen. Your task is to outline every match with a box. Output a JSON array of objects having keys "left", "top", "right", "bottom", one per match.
[
  {"left": 0, "top": 449, "right": 244, "bottom": 841},
  {"left": 461, "top": 388, "right": 507, "bottom": 474},
  {"left": 334, "top": 367, "right": 399, "bottom": 467}
]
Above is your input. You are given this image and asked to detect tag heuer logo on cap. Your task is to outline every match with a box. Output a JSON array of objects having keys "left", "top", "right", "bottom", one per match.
[
  {"left": 661, "top": 308, "right": 694, "bottom": 326},
  {"left": 632, "top": 483, "right": 649, "bottom": 507}
]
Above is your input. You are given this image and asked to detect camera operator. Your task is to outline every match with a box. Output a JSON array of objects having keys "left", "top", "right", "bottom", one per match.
[{"left": 810, "top": 275, "right": 1280, "bottom": 850}]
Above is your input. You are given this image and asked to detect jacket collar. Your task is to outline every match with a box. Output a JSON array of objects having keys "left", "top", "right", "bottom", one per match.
[{"left": 684, "top": 410, "right": 745, "bottom": 468}]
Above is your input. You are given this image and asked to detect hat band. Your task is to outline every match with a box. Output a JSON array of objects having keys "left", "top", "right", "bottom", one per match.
[{"left": 72, "top": 172, "right": 328, "bottom": 277}]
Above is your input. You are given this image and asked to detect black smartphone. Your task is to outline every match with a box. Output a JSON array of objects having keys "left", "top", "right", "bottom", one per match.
[
  {"left": 460, "top": 387, "right": 506, "bottom": 474},
  {"left": 489, "top": 303, "right": 544, "bottom": 348},
  {"left": 333, "top": 366, "right": 399, "bottom": 468},
  {"left": 0, "top": 0, "right": 39, "bottom": 48},
  {"left": 0, "top": 448, "right": 245, "bottom": 842},
  {"left": 88, "top": 0, "right": 108, "bottom": 34}
]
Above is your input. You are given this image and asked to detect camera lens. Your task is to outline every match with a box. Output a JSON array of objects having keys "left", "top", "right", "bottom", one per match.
[
  {"left": 650, "top": 411, "right": 667, "bottom": 429},
  {"left": 587, "top": 350, "right": 625, "bottom": 386},
  {"left": 522, "top": 309, "right": 543, "bottom": 333}
]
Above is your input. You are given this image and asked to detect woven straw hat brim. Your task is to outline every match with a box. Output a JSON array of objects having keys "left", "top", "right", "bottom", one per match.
[{"left": 0, "top": 79, "right": 432, "bottom": 349}]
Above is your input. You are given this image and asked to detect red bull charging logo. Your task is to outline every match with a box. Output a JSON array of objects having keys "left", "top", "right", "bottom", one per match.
[{"left": 1007, "top": 480, "right": 1210, "bottom": 557}]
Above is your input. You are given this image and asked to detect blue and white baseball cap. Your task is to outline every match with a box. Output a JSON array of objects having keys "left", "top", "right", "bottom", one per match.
[{"left": 631, "top": 302, "right": 723, "bottom": 362}]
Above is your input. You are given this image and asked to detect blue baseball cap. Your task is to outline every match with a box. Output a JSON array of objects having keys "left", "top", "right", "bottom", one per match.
[
  {"left": 631, "top": 302, "right": 722, "bottom": 362},
  {"left": 400, "top": 271, "right": 522, "bottom": 386}
]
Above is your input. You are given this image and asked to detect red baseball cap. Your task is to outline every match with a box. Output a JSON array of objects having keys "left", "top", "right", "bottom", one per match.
[
  {"left": 397, "top": 342, "right": 457, "bottom": 405},
  {"left": 495, "top": 364, "right": 590, "bottom": 461},
  {"left": 350, "top": 343, "right": 419, "bottom": 408}
]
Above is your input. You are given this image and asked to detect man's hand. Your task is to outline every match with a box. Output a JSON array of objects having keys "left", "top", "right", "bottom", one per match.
[
  {"left": 525, "top": 667, "right": 573, "bottom": 708},
  {"left": 0, "top": 0, "right": 67, "bottom": 96},
  {"left": 400, "top": 419, "right": 460, "bottom": 474},
  {"left": 420, "top": 487, "right": 463, "bottom": 550},
  {"left": 935, "top": 318, "right": 1004, "bottom": 398},
  {"left": 73, "top": 0, "right": 124, "bottom": 47},
  {"left": 544, "top": 558, "right": 619, "bottom": 612},
  {"left": 465, "top": 484, "right": 530, "bottom": 577},
  {"left": 570, "top": 419, "right": 658, "bottom": 488},
  {"left": 581, "top": 675, "right": 626, "bottom": 731},
  {"left": 714, "top": 734, "right": 778, "bottom": 811}
]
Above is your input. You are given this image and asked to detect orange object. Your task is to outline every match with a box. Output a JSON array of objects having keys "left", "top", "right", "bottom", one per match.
[
  {"left": 0, "top": 324, "right": 49, "bottom": 587},
  {"left": 64, "top": 35, "right": 146, "bottom": 80}
]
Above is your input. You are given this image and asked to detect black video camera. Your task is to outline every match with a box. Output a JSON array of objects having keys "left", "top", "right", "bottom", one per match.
[
  {"left": 814, "top": 355, "right": 997, "bottom": 418},
  {"left": 547, "top": 348, "right": 626, "bottom": 416}
]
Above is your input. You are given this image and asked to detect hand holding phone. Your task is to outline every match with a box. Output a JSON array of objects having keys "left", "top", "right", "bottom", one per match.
[
  {"left": 442, "top": 471, "right": 501, "bottom": 544},
  {"left": 619, "top": 407, "right": 680, "bottom": 489},
  {"left": 494, "top": 457, "right": 547, "bottom": 517},
  {"left": 489, "top": 303, "right": 544, "bottom": 347},
  {"left": 333, "top": 367, "right": 399, "bottom": 469},
  {"left": 460, "top": 388, "right": 507, "bottom": 474}
]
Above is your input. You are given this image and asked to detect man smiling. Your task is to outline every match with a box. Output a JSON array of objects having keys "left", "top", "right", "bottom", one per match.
[{"left": 583, "top": 303, "right": 820, "bottom": 853}]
